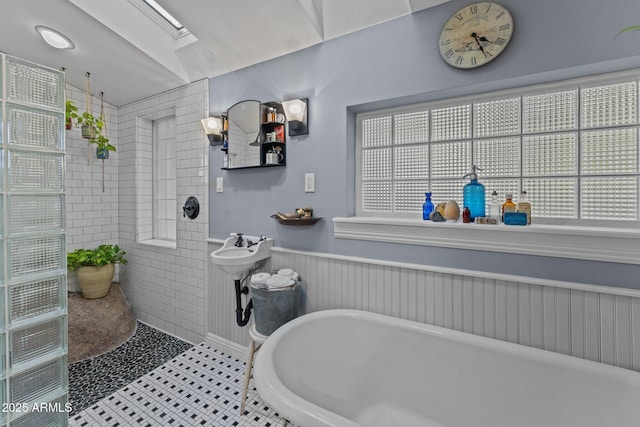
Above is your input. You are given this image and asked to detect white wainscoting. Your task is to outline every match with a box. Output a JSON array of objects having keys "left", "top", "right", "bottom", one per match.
[{"left": 206, "top": 241, "right": 640, "bottom": 371}]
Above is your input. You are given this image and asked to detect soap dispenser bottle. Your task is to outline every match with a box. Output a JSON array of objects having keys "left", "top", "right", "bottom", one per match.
[
  {"left": 423, "top": 192, "right": 434, "bottom": 220},
  {"left": 462, "top": 165, "right": 486, "bottom": 220}
]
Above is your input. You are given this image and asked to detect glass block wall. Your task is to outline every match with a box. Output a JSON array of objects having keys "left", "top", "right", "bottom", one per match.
[
  {"left": 357, "top": 72, "right": 640, "bottom": 223},
  {"left": 1, "top": 54, "right": 68, "bottom": 426}
]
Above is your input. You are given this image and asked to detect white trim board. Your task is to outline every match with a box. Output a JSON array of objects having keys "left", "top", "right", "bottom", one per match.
[
  {"left": 333, "top": 216, "right": 640, "bottom": 266},
  {"left": 205, "top": 332, "right": 248, "bottom": 362}
]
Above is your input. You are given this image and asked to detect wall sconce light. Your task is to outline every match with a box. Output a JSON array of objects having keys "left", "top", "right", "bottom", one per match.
[
  {"left": 201, "top": 116, "right": 222, "bottom": 144},
  {"left": 282, "top": 98, "right": 308, "bottom": 137}
]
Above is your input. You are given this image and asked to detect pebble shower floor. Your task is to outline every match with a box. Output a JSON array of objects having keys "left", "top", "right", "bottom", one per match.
[{"left": 69, "top": 326, "right": 292, "bottom": 426}]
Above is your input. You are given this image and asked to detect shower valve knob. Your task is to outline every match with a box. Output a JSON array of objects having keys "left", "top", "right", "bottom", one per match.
[{"left": 182, "top": 196, "right": 200, "bottom": 219}]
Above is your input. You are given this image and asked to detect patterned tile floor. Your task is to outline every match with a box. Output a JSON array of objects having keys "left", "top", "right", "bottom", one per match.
[
  {"left": 69, "top": 325, "right": 291, "bottom": 426},
  {"left": 69, "top": 321, "right": 194, "bottom": 416}
]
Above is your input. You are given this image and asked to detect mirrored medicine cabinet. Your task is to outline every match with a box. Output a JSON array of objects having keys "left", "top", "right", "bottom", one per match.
[{"left": 218, "top": 100, "right": 287, "bottom": 170}]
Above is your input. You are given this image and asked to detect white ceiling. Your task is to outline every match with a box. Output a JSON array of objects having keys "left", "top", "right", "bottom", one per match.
[{"left": 0, "top": 0, "right": 451, "bottom": 106}]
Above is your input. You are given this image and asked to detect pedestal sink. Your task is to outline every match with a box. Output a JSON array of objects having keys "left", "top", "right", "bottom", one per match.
[
  {"left": 211, "top": 234, "right": 274, "bottom": 327},
  {"left": 211, "top": 234, "right": 273, "bottom": 279}
]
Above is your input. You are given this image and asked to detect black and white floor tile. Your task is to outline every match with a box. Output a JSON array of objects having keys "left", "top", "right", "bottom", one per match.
[
  {"left": 70, "top": 338, "right": 292, "bottom": 426},
  {"left": 69, "top": 321, "right": 194, "bottom": 416}
]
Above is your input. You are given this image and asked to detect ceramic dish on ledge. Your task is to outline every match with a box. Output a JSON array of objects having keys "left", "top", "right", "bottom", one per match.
[{"left": 271, "top": 214, "right": 323, "bottom": 226}]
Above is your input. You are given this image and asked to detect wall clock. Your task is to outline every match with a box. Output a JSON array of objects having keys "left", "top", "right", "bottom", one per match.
[{"left": 438, "top": 2, "right": 514, "bottom": 69}]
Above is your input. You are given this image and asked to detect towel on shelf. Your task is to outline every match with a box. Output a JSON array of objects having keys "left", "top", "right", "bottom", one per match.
[
  {"left": 250, "top": 272, "right": 272, "bottom": 288},
  {"left": 277, "top": 268, "right": 299, "bottom": 282},
  {"left": 266, "top": 274, "right": 295, "bottom": 289}
]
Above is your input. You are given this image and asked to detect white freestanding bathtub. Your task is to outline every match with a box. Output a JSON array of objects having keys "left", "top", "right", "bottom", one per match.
[{"left": 254, "top": 309, "right": 640, "bottom": 427}]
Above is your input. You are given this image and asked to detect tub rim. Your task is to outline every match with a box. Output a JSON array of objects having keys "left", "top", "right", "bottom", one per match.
[{"left": 253, "top": 308, "right": 640, "bottom": 427}]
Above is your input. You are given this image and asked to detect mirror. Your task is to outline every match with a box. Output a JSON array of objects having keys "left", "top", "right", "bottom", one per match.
[{"left": 226, "top": 100, "right": 261, "bottom": 168}]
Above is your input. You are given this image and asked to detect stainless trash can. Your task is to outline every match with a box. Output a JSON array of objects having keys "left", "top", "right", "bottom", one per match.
[{"left": 250, "top": 282, "right": 300, "bottom": 336}]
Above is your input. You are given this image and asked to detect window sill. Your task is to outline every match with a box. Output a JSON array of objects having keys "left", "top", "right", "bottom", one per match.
[
  {"left": 138, "top": 239, "right": 177, "bottom": 249},
  {"left": 332, "top": 217, "right": 640, "bottom": 265}
]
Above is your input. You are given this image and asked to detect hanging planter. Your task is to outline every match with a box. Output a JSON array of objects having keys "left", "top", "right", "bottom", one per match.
[
  {"left": 96, "top": 146, "right": 109, "bottom": 159},
  {"left": 92, "top": 93, "right": 116, "bottom": 159},
  {"left": 94, "top": 92, "right": 116, "bottom": 192},
  {"left": 81, "top": 123, "right": 97, "bottom": 139},
  {"left": 65, "top": 100, "right": 78, "bottom": 131}
]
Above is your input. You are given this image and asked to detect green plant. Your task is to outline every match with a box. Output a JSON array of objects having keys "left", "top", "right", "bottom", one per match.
[
  {"left": 66, "top": 100, "right": 79, "bottom": 123},
  {"left": 67, "top": 244, "right": 128, "bottom": 271},
  {"left": 92, "top": 134, "right": 116, "bottom": 153},
  {"left": 614, "top": 25, "right": 640, "bottom": 41},
  {"left": 74, "top": 110, "right": 117, "bottom": 152},
  {"left": 75, "top": 111, "right": 104, "bottom": 135}
]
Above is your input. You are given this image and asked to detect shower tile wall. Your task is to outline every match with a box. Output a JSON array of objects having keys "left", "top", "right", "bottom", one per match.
[
  {"left": 117, "top": 80, "right": 209, "bottom": 344},
  {"left": 208, "top": 242, "right": 640, "bottom": 372},
  {"left": 1, "top": 55, "right": 68, "bottom": 425},
  {"left": 64, "top": 85, "right": 119, "bottom": 290}
]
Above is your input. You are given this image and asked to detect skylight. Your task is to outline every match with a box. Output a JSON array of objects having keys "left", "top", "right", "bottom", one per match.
[{"left": 143, "top": 0, "right": 184, "bottom": 31}]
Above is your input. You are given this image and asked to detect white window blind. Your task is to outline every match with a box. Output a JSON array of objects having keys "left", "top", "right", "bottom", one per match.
[{"left": 357, "top": 71, "right": 640, "bottom": 226}]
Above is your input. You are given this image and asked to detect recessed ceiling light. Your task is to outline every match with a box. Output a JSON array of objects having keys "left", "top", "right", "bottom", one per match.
[{"left": 35, "top": 26, "right": 75, "bottom": 49}]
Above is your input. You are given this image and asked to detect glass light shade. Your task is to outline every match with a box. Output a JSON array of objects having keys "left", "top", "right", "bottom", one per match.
[
  {"left": 282, "top": 99, "right": 307, "bottom": 122},
  {"left": 201, "top": 117, "right": 222, "bottom": 135},
  {"left": 35, "top": 26, "right": 75, "bottom": 49}
]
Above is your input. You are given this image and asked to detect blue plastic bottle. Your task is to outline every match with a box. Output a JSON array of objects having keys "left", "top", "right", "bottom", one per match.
[
  {"left": 462, "top": 165, "right": 485, "bottom": 220},
  {"left": 422, "top": 192, "right": 434, "bottom": 220}
]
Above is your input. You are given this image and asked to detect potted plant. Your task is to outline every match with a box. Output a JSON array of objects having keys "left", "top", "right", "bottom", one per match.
[
  {"left": 75, "top": 110, "right": 104, "bottom": 140},
  {"left": 73, "top": 110, "right": 116, "bottom": 157},
  {"left": 67, "top": 244, "right": 127, "bottom": 299},
  {"left": 92, "top": 134, "right": 116, "bottom": 159},
  {"left": 65, "top": 100, "right": 78, "bottom": 130}
]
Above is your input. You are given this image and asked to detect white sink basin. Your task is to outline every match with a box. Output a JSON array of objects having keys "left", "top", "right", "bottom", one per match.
[{"left": 211, "top": 235, "right": 273, "bottom": 279}]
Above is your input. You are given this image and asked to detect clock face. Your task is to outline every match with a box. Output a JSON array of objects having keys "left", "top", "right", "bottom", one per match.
[{"left": 438, "top": 2, "right": 514, "bottom": 69}]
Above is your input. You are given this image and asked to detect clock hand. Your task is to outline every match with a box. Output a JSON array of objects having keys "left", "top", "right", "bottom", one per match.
[{"left": 471, "top": 32, "right": 487, "bottom": 57}]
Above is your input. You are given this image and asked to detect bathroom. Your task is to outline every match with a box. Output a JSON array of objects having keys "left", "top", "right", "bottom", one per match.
[{"left": 1, "top": 0, "right": 640, "bottom": 425}]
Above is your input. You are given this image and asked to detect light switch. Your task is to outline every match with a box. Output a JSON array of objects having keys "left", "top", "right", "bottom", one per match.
[
  {"left": 305, "top": 173, "right": 315, "bottom": 193},
  {"left": 216, "top": 177, "right": 223, "bottom": 193}
]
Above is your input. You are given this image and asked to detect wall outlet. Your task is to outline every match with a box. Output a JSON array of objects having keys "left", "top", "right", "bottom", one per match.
[
  {"left": 216, "top": 177, "right": 223, "bottom": 193},
  {"left": 304, "top": 173, "right": 315, "bottom": 193}
]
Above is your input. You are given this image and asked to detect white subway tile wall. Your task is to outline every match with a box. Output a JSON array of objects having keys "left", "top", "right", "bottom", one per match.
[
  {"left": 65, "top": 84, "right": 120, "bottom": 289},
  {"left": 117, "top": 80, "right": 209, "bottom": 344}
]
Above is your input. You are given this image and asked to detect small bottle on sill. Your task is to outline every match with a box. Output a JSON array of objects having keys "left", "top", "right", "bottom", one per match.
[{"left": 501, "top": 193, "right": 516, "bottom": 223}]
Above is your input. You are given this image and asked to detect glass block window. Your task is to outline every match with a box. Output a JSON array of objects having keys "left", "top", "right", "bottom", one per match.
[
  {"left": 357, "top": 70, "right": 640, "bottom": 225},
  {"left": 152, "top": 117, "right": 177, "bottom": 242}
]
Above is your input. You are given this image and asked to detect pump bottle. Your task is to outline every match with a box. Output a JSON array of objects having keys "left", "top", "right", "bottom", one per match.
[{"left": 462, "top": 165, "right": 485, "bottom": 220}]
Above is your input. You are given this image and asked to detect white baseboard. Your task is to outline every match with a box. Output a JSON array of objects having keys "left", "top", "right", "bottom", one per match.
[{"left": 205, "top": 332, "right": 248, "bottom": 361}]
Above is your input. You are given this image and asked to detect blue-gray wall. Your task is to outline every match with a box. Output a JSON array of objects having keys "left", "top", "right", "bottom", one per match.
[{"left": 209, "top": 0, "right": 640, "bottom": 288}]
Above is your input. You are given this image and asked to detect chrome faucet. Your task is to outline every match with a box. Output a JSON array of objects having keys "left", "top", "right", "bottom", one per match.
[
  {"left": 234, "top": 233, "right": 244, "bottom": 247},
  {"left": 247, "top": 235, "right": 266, "bottom": 249}
]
